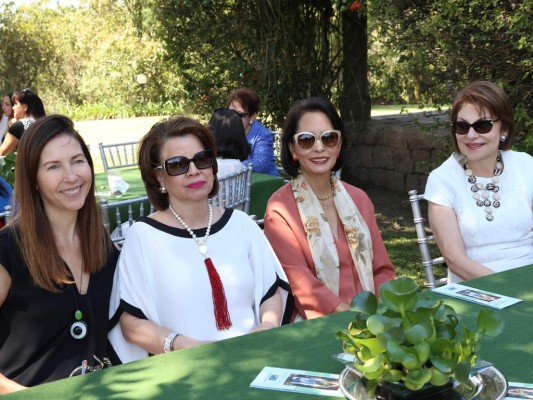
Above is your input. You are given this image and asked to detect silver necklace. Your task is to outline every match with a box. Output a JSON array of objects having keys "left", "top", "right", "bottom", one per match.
[
  {"left": 464, "top": 152, "right": 503, "bottom": 222},
  {"left": 169, "top": 203, "right": 213, "bottom": 255}
]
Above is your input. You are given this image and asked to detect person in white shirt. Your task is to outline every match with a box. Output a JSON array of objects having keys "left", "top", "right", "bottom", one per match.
[{"left": 425, "top": 81, "right": 533, "bottom": 283}]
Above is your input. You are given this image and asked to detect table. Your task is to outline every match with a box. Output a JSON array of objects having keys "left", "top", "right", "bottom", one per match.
[
  {"left": 248, "top": 172, "right": 285, "bottom": 219},
  {"left": 94, "top": 169, "right": 285, "bottom": 221},
  {"left": 5, "top": 265, "right": 532, "bottom": 399}
]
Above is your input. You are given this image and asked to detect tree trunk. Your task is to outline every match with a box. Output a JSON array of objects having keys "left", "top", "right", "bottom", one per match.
[{"left": 339, "top": 11, "right": 370, "bottom": 123}]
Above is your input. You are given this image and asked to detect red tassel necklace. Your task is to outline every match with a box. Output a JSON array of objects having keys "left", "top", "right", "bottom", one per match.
[{"left": 169, "top": 203, "right": 232, "bottom": 330}]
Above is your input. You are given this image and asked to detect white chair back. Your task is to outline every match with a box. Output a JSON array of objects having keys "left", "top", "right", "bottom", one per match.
[
  {"left": 212, "top": 165, "right": 253, "bottom": 214},
  {"left": 100, "top": 196, "right": 155, "bottom": 249},
  {"left": 98, "top": 141, "right": 139, "bottom": 172},
  {"left": 408, "top": 189, "right": 447, "bottom": 288}
]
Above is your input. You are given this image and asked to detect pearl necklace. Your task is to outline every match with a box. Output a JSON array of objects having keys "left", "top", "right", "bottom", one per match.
[
  {"left": 464, "top": 152, "right": 503, "bottom": 222},
  {"left": 169, "top": 203, "right": 213, "bottom": 255},
  {"left": 315, "top": 178, "right": 335, "bottom": 201}
]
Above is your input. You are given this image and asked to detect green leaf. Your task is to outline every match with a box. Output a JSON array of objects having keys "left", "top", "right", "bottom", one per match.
[
  {"left": 367, "top": 315, "right": 402, "bottom": 335},
  {"left": 405, "top": 320, "right": 435, "bottom": 344},
  {"left": 453, "top": 361, "right": 471, "bottom": 386},
  {"left": 429, "top": 366, "right": 450, "bottom": 386},
  {"left": 351, "top": 291, "right": 377, "bottom": 315},
  {"left": 379, "top": 277, "right": 420, "bottom": 313},
  {"left": 403, "top": 368, "right": 432, "bottom": 391},
  {"left": 477, "top": 308, "right": 504, "bottom": 337}
]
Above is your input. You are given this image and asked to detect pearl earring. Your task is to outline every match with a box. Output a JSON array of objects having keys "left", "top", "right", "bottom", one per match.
[
  {"left": 500, "top": 135, "right": 507, "bottom": 143},
  {"left": 159, "top": 185, "right": 167, "bottom": 194}
]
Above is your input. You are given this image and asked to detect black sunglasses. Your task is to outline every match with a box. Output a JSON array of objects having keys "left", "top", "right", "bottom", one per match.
[
  {"left": 451, "top": 119, "right": 499, "bottom": 135},
  {"left": 293, "top": 130, "right": 342, "bottom": 150},
  {"left": 155, "top": 149, "right": 215, "bottom": 176}
]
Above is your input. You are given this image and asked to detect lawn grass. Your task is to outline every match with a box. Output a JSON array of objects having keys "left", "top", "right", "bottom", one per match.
[{"left": 362, "top": 185, "right": 447, "bottom": 288}]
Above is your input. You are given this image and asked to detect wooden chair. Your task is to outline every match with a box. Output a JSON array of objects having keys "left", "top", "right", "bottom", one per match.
[
  {"left": 98, "top": 141, "right": 139, "bottom": 172},
  {"left": 408, "top": 189, "right": 447, "bottom": 289},
  {"left": 212, "top": 165, "right": 253, "bottom": 214},
  {"left": 100, "top": 197, "right": 154, "bottom": 249}
]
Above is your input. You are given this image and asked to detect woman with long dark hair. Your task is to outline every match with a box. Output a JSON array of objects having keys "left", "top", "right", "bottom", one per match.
[{"left": 0, "top": 88, "right": 46, "bottom": 156}]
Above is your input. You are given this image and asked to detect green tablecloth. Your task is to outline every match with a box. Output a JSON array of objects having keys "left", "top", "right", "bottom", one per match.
[
  {"left": 95, "top": 169, "right": 285, "bottom": 221},
  {"left": 5, "top": 265, "right": 532, "bottom": 399}
]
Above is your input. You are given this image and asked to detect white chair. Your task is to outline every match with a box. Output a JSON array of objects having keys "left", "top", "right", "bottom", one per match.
[
  {"left": 408, "top": 189, "right": 447, "bottom": 289},
  {"left": 98, "top": 141, "right": 139, "bottom": 172},
  {"left": 100, "top": 197, "right": 154, "bottom": 249},
  {"left": 212, "top": 165, "right": 253, "bottom": 214}
]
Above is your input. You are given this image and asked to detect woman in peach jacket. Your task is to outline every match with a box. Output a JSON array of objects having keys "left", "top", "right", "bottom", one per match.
[{"left": 264, "top": 97, "right": 395, "bottom": 321}]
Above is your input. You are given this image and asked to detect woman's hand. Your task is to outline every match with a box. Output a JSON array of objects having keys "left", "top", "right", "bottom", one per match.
[{"left": 0, "top": 373, "right": 26, "bottom": 395}]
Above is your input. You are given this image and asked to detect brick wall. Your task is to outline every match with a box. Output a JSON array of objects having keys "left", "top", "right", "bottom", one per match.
[{"left": 342, "top": 112, "right": 450, "bottom": 194}]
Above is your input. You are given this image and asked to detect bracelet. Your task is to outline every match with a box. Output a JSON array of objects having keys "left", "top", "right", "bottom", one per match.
[{"left": 163, "top": 332, "right": 180, "bottom": 353}]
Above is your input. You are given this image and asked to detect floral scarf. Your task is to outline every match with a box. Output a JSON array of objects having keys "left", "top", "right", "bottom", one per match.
[{"left": 291, "top": 174, "right": 375, "bottom": 295}]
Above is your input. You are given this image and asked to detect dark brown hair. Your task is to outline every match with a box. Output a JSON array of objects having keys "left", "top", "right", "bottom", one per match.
[
  {"left": 12, "top": 114, "right": 110, "bottom": 291},
  {"left": 138, "top": 115, "right": 219, "bottom": 211},
  {"left": 450, "top": 81, "right": 515, "bottom": 153},
  {"left": 281, "top": 97, "right": 347, "bottom": 178},
  {"left": 225, "top": 88, "right": 260, "bottom": 115}
]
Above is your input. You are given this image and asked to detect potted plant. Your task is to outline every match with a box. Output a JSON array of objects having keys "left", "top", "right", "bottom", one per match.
[{"left": 336, "top": 277, "right": 504, "bottom": 399}]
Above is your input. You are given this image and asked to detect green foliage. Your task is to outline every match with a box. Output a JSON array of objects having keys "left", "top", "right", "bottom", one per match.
[
  {"left": 0, "top": 153, "right": 16, "bottom": 188},
  {"left": 337, "top": 278, "right": 504, "bottom": 396},
  {"left": 367, "top": 0, "right": 533, "bottom": 154},
  {"left": 146, "top": 0, "right": 347, "bottom": 127}
]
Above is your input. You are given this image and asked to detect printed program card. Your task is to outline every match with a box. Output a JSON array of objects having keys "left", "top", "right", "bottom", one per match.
[
  {"left": 506, "top": 382, "right": 533, "bottom": 399},
  {"left": 250, "top": 366, "right": 344, "bottom": 397},
  {"left": 432, "top": 283, "right": 522, "bottom": 309}
]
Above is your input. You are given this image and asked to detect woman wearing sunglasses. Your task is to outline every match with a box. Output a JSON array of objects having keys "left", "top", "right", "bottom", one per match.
[
  {"left": 225, "top": 88, "right": 279, "bottom": 176},
  {"left": 108, "top": 116, "right": 291, "bottom": 363},
  {"left": 0, "top": 115, "right": 118, "bottom": 393},
  {"left": 424, "top": 81, "right": 533, "bottom": 283},
  {"left": 264, "top": 97, "right": 395, "bottom": 321}
]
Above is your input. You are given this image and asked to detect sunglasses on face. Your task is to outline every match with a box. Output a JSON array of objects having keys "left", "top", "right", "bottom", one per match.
[
  {"left": 451, "top": 119, "right": 499, "bottom": 135},
  {"left": 293, "top": 130, "right": 342, "bottom": 150},
  {"left": 155, "top": 149, "right": 215, "bottom": 176}
]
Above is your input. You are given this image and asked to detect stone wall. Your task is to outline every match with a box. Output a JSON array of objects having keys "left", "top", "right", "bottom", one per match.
[{"left": 342, "top": 112, "right": 450, "bottom": 194}]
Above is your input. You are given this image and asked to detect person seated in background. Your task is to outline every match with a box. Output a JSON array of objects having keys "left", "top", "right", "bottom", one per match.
[
  {"left": 208, "top": 107, "right": 250, "bottom": 178},
  {"left": 108, "top": 115, "right": 291, "bottom": 364},
  {"left": 0, "top": 115, "right": 119, "bottom": 394},
  {"left": 425, "top": 81, "right": 533, "bottom": 283},
  {"left": 0, "top": 93, "right": 14, "bottom": 142},
  {"left": 225, "top": 88, "right": 279, "bottom": 176},
  {"left": 0, "top": 89, "right": 46, "bottom": 156},
  {"left": 264, "top": 97, "right": 395, "bottom": 321}
]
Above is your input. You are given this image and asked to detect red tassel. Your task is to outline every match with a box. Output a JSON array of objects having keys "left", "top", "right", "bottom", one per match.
[{"left": 204, "top": 257, "right": 232, "bottom": 330}]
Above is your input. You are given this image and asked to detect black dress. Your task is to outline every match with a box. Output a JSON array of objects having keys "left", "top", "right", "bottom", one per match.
[{"left": 0, "top": 226, "right": 119, "bottom": 386}]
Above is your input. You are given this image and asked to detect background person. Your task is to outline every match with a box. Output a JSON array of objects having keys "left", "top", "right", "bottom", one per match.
[
  {"left": 0, "top": 115, "right": 118, "bottom": 394},
  {"left": 0, "top": 89, "right": 46, "bottom": 156},
  {"left": 226, "top": 88, "right": 279, "bottom": 176},
  {"left": 208, "top": 107, "right": 250, "bottom": 178},
  {"left": 425, "top": 81, "right": 533, "bottom": 283},
  {"left": 264, "top": 97, "right": 395, "bottom": 321},
  {"left": 109, "top": 115, "right": 291, "bottom": 363},
  {"left": 0, "top": 93, "right": 14, "bottom": 142}
]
